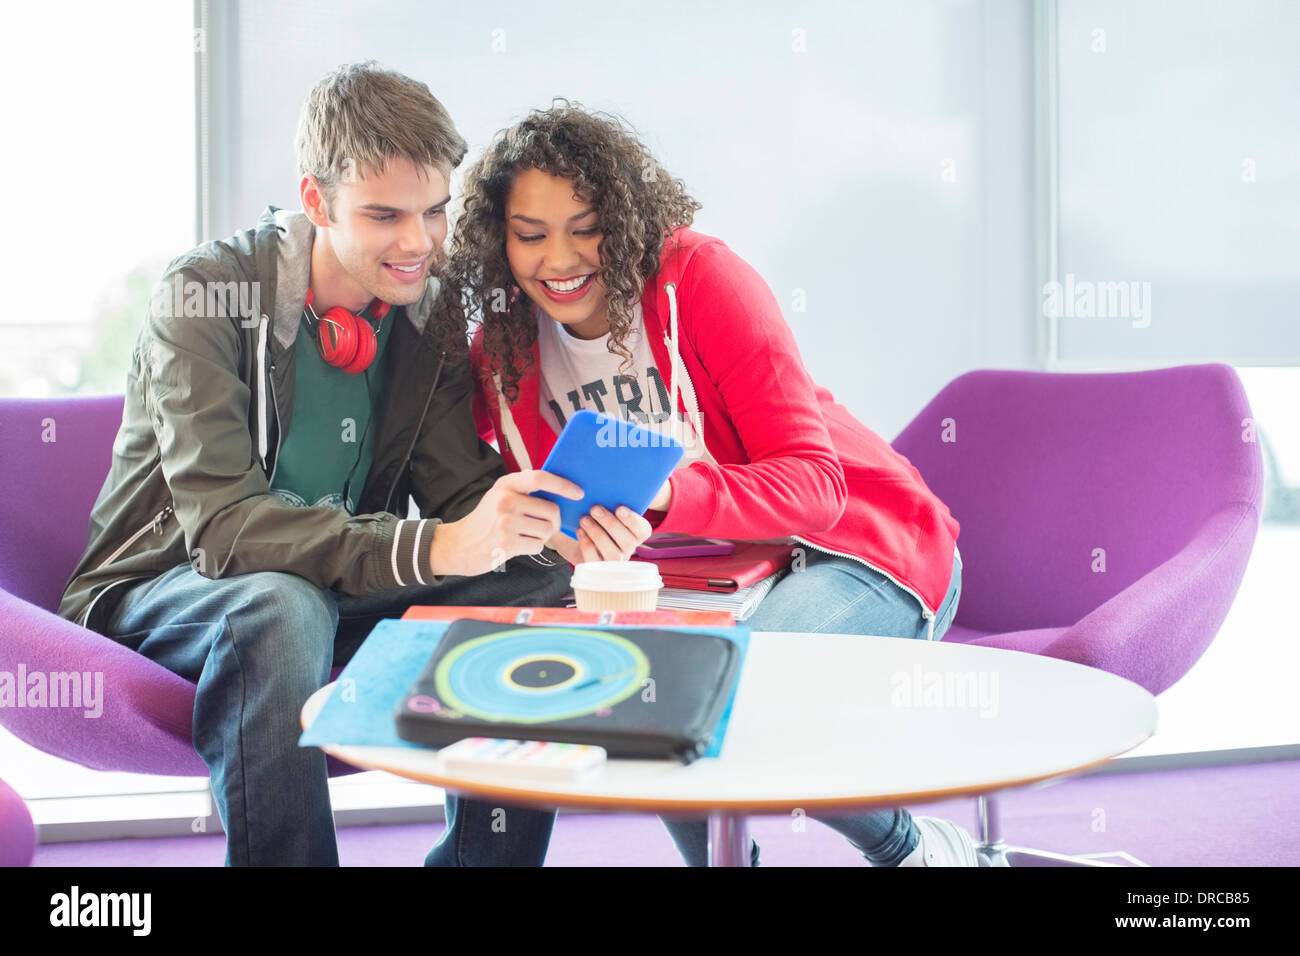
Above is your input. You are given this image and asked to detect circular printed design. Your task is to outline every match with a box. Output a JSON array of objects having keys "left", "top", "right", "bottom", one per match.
[{"left": 434, "top": 628, "right": 650, "bottom": 723}]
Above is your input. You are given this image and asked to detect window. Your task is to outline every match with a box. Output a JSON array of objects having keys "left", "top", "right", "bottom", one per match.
[
  {"left": 1048, "top": 0, "right": 1300, "bottom": 366},
  {"left": 0, "top": 3, "right": 197, "bottom": 396},
  {"left": 0, "top": 2, "right": 206, "bottom": 817}
]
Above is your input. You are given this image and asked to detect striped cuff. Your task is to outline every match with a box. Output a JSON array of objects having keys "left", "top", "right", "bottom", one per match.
[
  {"left": 385, "top": 517, "right": 443, "bottom": 588},
  {"left": 528, "top": 549, "right": 562, "bottom": 568}
]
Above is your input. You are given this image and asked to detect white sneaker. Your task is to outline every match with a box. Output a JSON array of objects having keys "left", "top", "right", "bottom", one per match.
[{"left": 897, "top": 816, "right": 979, "bottom": 867}]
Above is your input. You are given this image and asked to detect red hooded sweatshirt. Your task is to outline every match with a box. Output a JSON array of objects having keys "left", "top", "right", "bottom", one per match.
[{"left": 471, "top": 228, "right": 960, "bottom": 631}]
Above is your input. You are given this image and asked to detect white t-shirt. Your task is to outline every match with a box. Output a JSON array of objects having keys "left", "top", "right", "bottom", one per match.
[{"left": 537, "top": 302, "right": 712, "bottom": 468}]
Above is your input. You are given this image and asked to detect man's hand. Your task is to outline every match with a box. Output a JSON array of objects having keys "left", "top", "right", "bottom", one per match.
[
  {"left": 429, "top": 470, "right": 583, "bottom": 576},
  {"left": 545, "top": 504, "right": 654, "bottom": 566}
]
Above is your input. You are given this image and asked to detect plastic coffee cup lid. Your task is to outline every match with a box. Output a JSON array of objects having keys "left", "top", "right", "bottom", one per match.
[{"left": 570, "top": 561, "right": 663, "bottom": 592}]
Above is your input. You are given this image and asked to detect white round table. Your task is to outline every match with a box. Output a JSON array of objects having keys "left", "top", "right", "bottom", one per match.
[{"left": 301, "top": 631, "right": 1156, "bottom": 866}]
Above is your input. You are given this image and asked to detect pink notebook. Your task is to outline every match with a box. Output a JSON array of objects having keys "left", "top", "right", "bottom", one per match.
[{"left": 633, "top": 541, "right": 795, "bottom": 592}]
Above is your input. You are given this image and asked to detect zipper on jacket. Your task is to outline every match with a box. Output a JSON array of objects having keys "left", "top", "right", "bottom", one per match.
[
  {"left": 381, "top": 351, "right": 446, "bottom": 516},
  {"left": 257, "top": 313, "right": 271, "bottom": 472},
  {"left": 82, "top": 504, "right": 177, "bottom": 624},
  {"left": 267, "top": 355, "right": 281, "bottom": 484},
  {"left": 92, "top": 506, "right": 175, "bottom": 573},
  {"left": 789, "top": 534, "right": 940, "bottom": 641}
]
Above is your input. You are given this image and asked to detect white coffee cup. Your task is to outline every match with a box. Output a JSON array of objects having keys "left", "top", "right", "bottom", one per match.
[{"left": 570, "top": 561, "right": 663, "bottom": 613}]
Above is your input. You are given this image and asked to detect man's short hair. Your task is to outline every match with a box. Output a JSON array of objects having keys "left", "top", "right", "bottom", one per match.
[{"left": 295, "top": 61, "right": 467, "bottom": 216}]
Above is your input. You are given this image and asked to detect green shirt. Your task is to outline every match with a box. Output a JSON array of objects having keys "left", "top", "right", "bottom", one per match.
[{"left": 270, "top": 311, "right": 393, "bottom": 513}]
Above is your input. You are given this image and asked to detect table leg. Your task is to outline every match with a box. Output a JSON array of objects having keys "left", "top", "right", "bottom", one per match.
[{"left": 707, "top": 812, "right": 751, "bottom": 867}]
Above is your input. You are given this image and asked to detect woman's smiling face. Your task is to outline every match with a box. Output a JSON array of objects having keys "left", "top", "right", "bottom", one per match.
[{"left": 504, "top": 167, "right": 610, "bottom": 340}]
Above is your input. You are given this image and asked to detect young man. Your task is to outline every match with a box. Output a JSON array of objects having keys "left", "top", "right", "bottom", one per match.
[{"left": 57, "top": 62, "right": 650, "bottom": 866}]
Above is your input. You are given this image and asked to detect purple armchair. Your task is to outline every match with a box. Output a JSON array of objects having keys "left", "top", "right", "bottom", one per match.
[
  {"left": 892, "top": 363, "right": 1263, "bottom": 865},
  {"left": 0, "top": 776, "right": 35, "bottom": 866},
  {"left": 0, "top": 395, "right": 359, "bottom": 782}
]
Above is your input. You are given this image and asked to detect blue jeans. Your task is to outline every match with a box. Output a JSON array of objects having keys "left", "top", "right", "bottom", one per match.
[
  {"left": 105, "top": 554, "right": 571, "bottom": 866},
  {"left": 660, "top": 547, "right": 963, "bottom": 866}
]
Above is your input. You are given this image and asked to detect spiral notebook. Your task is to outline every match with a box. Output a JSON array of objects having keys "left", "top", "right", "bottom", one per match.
[{"left": 654, "top": 571, "right": 787, "bottom": 621}]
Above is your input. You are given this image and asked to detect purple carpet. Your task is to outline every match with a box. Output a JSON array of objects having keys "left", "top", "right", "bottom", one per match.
[{"left": 30, "top": 759, "right": 1299, "bottom": 866}]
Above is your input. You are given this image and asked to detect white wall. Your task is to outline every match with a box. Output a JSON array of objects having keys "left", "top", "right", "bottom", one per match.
[{"left": 209, "top": 0, "right": 1040, "bottom": 440}]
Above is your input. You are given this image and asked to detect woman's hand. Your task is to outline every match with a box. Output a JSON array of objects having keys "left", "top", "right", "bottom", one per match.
[{"left": 546, "top": 505, "right": 653, "bottom": 565}]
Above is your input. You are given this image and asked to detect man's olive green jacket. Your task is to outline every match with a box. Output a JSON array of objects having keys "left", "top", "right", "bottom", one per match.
[{"left": 59, "top": 207, "right": 505, "bottom": 633}]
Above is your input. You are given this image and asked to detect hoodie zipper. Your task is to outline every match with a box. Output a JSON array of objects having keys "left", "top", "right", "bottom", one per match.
[{"left": 790, "top": 534, "right": 938, "bottom": 640}]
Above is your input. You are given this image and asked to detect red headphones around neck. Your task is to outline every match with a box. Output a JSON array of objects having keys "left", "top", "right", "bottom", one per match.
[{"left": 303, "top": 288, "right": 392, "bottom": 374}]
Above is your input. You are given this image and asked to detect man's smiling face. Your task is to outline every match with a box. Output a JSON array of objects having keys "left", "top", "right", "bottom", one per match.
[{"left": 305, "top": 155, "right": 451, "bottom": 311}]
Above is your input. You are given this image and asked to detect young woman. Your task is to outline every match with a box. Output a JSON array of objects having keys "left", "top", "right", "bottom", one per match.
[{"left": 452, "top": 102, "right": 971, "bottom": 867}]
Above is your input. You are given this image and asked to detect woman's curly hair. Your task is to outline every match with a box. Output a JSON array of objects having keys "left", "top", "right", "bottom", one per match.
[{"left": 450, "top": 100, "right": 701, "bottom": 402}]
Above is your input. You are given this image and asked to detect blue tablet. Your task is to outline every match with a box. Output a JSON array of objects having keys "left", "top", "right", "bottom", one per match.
[{"left": 532, "top": 410, "right": 685, "bottom": 539}]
